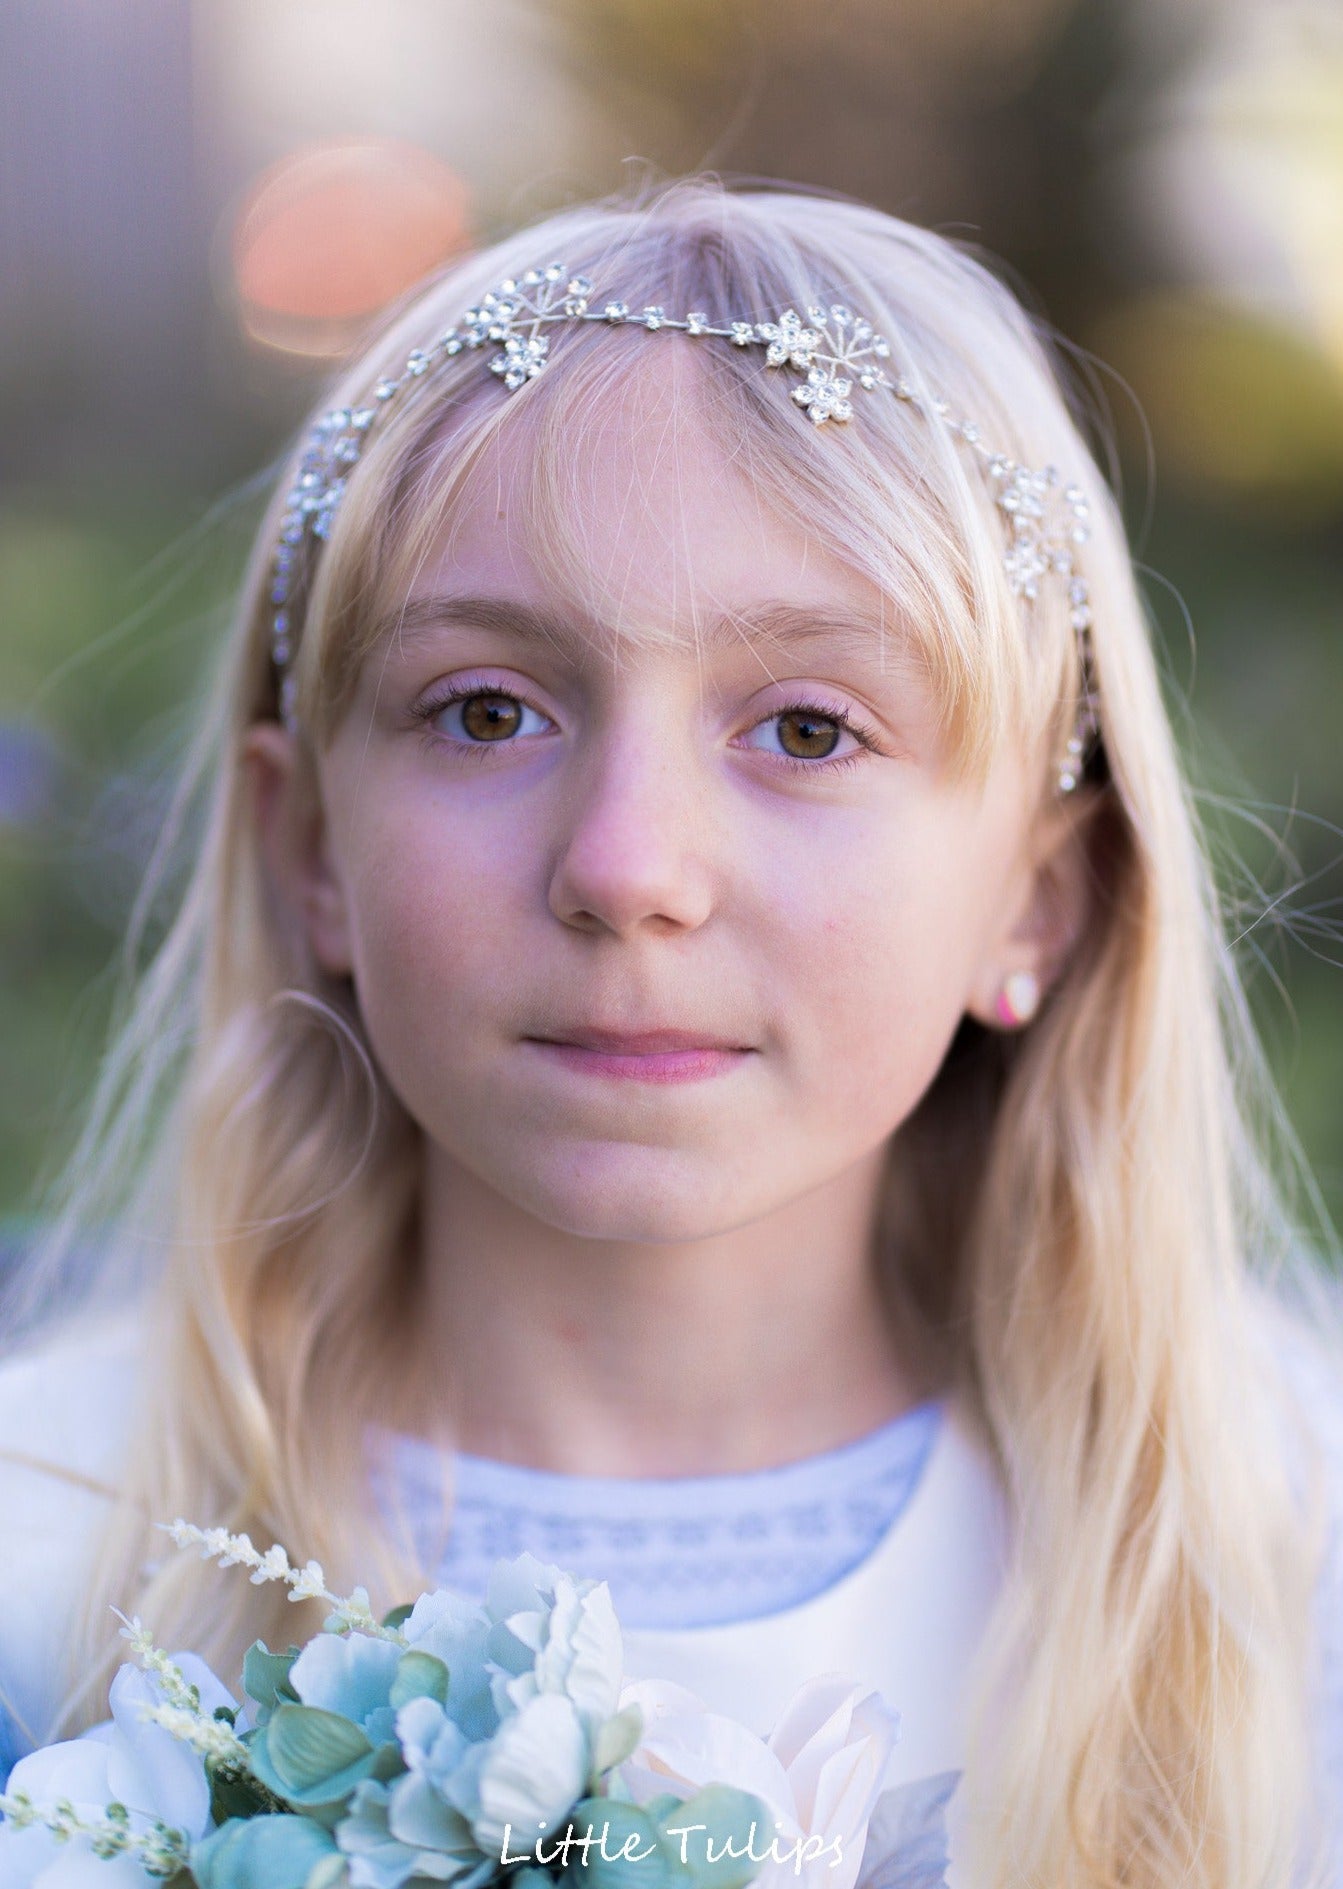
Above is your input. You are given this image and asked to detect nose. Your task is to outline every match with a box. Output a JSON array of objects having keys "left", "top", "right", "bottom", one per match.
[{"left": 546, "top": 703, "right": 716, "bottom": 938}]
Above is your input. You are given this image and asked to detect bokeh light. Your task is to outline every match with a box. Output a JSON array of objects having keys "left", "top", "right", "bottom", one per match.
[{"left": 230, "top": 138, "right": 471, "bottom": 357}]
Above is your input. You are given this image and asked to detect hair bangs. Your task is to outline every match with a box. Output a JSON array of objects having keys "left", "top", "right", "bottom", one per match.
[{"left": 288, "top": 191, "right": 1076, "bottom": 791}]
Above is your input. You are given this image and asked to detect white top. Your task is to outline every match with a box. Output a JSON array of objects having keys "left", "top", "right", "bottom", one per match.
[
  {"left": 615, "top": 1394, "right": 1009, "bottom": 1879},
  {"left": 370, "top": 1393, "right": 947, "bottom": 1627},
  {"left": 1, "top": 1305, "right": 1340, "bottom": 1886}
]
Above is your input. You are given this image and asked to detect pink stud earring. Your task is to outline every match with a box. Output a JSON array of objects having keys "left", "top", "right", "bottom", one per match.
[{"left": 994, "top": 970, "right": 1041, "bottom": 1028}]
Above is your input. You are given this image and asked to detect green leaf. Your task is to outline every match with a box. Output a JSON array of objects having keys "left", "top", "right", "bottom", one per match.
[
  {"left": 563, "top": 1797, "right": 685, "bottom": 1889},
  {"left": 191, "top": 1814, "right": 338, "bottom": 1889},
  {"left": 267, "top": 1705, "right": 371, "bottom": 1791},
  {"left": 381, "top": 1601, "right": 415, "bottom": 1630},
  {"left": 591, "top": 1704, "right": 644, "bottom": 1779},
  {"left": 370, "top": 1739, "right": 408, "bottom": 1786},
  {"left": 205, "top": 1754, "right": 288, "bottom": 1826},
  {"left": 389, "top": 1649, "right": 449, "bottom": 1709},
  {"left": 662, "top": 1787, "right": 771, "bottom": 1889},
  {"left": 247, "top": 1704, "right": 382, "bottom": 1810},
  {"left": 644, "top": 1794, "right": 690, "bottom": 1823},
  {"left": 242, "top": 1642, "right": 301, "bottom": 1714}
]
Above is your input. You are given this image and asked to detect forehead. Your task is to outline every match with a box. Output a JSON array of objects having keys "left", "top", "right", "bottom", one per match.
[{"left": 402, "top": 344, "right": 903, "bottom": 667}]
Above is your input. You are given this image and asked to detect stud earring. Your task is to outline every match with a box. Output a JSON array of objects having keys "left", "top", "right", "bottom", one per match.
[{"left": 994, "top": 970, "right": 1041, "bottom": 1028}]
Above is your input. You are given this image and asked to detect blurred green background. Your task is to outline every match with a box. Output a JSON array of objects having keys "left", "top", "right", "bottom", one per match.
[{"left": 2, "top": 0, "right": 1341, "bottom": 1267}]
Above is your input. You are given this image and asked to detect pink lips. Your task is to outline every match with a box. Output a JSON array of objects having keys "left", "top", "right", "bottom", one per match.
[{"left": 526, "top": 1026, "right": 753, "bottom": 1084}]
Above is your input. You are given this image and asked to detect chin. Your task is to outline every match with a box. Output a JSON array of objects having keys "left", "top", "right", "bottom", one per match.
[{"left": 503, "top": 1146, "right": 762, "bottom": 1245}]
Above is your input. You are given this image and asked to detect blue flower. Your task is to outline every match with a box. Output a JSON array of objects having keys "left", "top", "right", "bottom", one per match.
[
  {"left": 482, "top": 1554, "right": 624, "bottom": 1732},
  {"left": 334, "top": 1691, "right": 591, "bottom": 1889},
  {"left": 287, "top": 1632, "right": 403, "bottom": 1750},
  {"left": 399, "top": 1590, "right": 497, "bottom": 1741}
]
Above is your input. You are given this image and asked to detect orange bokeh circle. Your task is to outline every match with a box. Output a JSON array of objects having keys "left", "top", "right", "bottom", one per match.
[{"left": 232, "top": 139, "right": 471, "bottom": 356}]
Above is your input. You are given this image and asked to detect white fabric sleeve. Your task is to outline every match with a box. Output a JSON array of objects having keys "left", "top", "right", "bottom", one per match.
[{"left": 0, "top": 1310, "right": 146, "bottom": 1757}]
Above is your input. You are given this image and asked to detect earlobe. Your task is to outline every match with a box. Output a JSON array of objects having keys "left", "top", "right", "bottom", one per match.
[
  {"left": 993, "top": 970, "right": 1042, "bottom": 1028},
  {"left": 967, "top": 790, "right": 1101, "bottom": 1032},
  {"left": 240, "top": 722, "right": 354, "bottom": 978}
]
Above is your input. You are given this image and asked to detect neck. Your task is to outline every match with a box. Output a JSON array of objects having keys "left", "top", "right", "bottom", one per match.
[{"left": 412, "top": 1141, "right": 936, "bottom": 1477}]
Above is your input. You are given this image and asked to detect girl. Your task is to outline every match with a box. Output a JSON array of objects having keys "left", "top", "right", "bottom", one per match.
[{"left": 2, "top": 175, "right": 1342, "bottom": 1888}]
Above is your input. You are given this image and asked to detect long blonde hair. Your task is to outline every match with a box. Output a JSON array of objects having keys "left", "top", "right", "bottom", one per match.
[{"left": 11, "top": 176, "right": 1343, "bottom": 1886}]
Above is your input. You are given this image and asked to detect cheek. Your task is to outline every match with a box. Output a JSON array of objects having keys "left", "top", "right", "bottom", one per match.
[
  {"left": 336, "top": 805, "right": 527, "bottom": 1094},
  {"left": 781, "top": 831, "right": 989, "bottom": 1122}
]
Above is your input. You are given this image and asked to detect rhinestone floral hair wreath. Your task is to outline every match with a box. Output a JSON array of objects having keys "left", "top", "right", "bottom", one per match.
[{"left": 269, "top": 262, "right": 1102, "bottom": 793}]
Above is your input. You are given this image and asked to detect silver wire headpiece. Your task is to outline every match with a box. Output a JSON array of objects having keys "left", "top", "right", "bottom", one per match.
[{"left": 270, "top": 262, "right": 1101, "bottom": 793}]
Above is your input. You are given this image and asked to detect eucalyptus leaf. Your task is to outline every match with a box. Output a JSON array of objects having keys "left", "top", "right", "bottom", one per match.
[{"left": 381, "top": 1602, "right": 415, "bottom": 1631}]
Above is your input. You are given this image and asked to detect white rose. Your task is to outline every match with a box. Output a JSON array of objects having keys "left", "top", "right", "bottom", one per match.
[{"left": 614, "top": 1673, "right": 899, "bottom": 1889}]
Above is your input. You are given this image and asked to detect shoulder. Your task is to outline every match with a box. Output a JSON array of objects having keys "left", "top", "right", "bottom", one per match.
[
  {"left": 1247, "top": 1285, "right": 1343, "bottom": 1628},
  {"left": 1251, "top": 1284, "right": 1343, "bottom": 1510},
  {"left": 0, "top": 1305, "right": 148, "bottom": 1467},
  {"left": 0, "top": 1304, "right": 151, "bottom": 1754}
]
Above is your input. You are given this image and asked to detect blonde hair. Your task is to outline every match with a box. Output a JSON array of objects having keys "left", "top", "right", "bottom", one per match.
[{"left": 10, "top": 175, "right": 1343, "bottom": 1886}]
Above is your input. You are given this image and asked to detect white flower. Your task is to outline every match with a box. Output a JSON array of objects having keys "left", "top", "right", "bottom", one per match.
[
  {"left": 0, "top": 1654, "right": 237, "bottom": 1888},
  {"left": 216, "top": 1531, "right": 253, "bottom": 1566},
  {"left": 614, "top": 1673, "right": 899, "bottom": 1889},
  {"left": 288, "top": 1559, "right": 329, "bottom": 1603},
  {"left": 251, "top": 1544, "right": 291, "bottom": 1584}
]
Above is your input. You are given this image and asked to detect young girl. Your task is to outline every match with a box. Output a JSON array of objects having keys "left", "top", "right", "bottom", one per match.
[{"left": 2, "top": 175, "right": 1342, "bottom": 1888}]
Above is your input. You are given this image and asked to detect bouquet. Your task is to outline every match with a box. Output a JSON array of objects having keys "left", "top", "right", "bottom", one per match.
[{"left": 0, "top": 1522, "right": 959, "bottom": 1889}]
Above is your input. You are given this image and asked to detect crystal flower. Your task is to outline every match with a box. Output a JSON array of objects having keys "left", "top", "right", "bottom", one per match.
[
  {"left": 792, "top": 368, "right": 854, "bottom": 425},
  {"left": 755, "top": 310, "right": 821, "bottom": 371},
  {"left": 490, "top": 331, "right": 550, "bottom": 392}
]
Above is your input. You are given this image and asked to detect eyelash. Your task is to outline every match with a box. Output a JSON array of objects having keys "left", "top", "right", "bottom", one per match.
[{"left": 411, "top": 675, "right": 883, "bottom": 778}]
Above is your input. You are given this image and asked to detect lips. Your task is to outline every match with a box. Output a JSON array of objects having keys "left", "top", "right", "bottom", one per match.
[{"left": 532, "top": 1026, "right": 750, "bottom": 1054}]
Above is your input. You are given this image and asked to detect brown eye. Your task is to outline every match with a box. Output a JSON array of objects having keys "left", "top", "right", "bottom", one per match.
[
  {"left": 776, "top": 709, "right": 842, "bottom": 761},
  {"left": 460, "top": 693, "right": 523, "bottom": 741}
]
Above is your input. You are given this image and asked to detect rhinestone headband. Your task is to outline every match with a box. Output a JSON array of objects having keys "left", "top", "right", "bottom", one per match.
[{"left": 270, "top": 262, "right": 1101, "bottom": 793}]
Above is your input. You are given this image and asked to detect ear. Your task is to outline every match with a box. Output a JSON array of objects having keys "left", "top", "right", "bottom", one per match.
[
  {"left": 964, "top": 788, "right": 1101, "bottom": 1031},
  {"left": 240, "top": 722, "right": 354, "bottom": 978}
]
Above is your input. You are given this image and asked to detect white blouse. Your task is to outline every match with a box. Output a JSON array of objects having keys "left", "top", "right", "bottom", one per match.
[{"left": 1, "top": 1305, "right": 1339, "bottom": 1886}]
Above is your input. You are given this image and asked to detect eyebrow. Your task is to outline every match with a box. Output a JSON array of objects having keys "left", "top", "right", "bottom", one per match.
[{"left": 380, "top": 594, "right": 905, "bottom": 665}]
